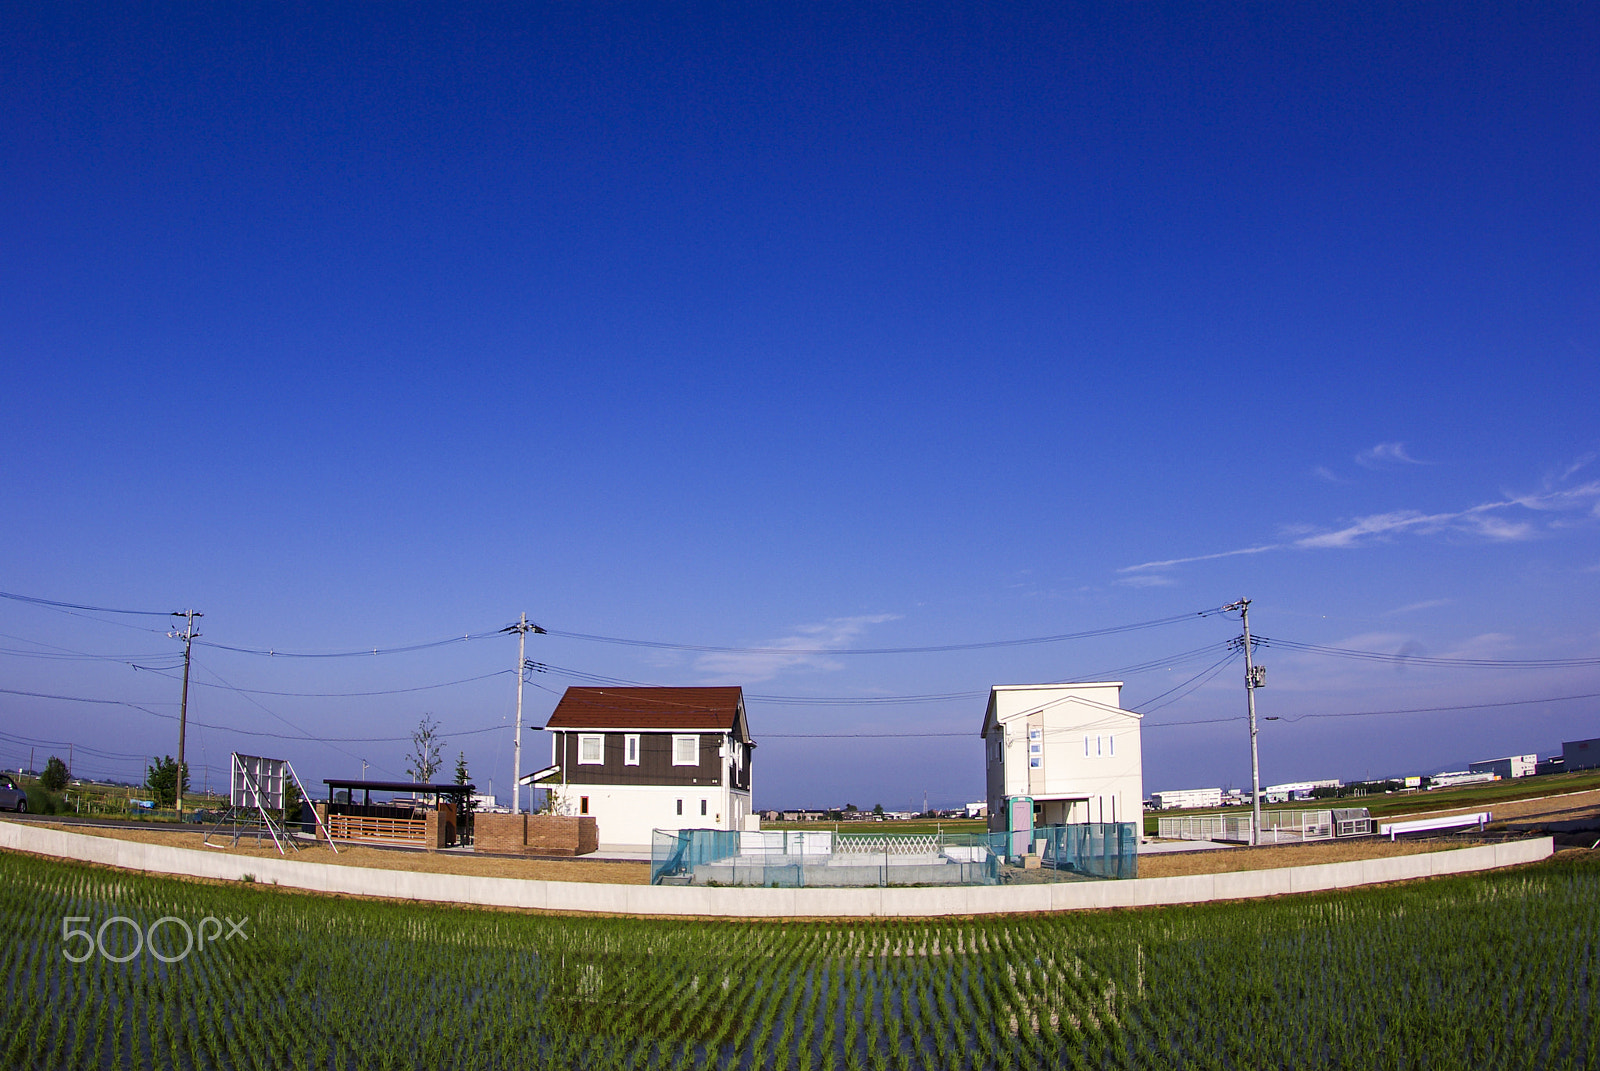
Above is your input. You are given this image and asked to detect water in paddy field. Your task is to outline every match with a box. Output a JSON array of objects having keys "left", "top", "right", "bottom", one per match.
[{"left": 2, "top": 850, "right": 1598, "bottom": 1069}]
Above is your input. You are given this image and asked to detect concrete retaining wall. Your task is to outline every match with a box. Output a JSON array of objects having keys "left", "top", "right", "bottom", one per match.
[{"left": 0, "top": 821, "right": 1553, "bottom": 918}]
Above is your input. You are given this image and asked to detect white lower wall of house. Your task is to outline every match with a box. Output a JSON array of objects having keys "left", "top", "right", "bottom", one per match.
[{"left": 549, "top": 783, "right": 737, "bottom": 847}]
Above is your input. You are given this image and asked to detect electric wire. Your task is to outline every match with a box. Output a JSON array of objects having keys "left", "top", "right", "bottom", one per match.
[
  {"left": 195, "top": 631, "right": 504, "bottom": 658},
  {"left": 1258, "top": 636, "right": 1600, "bottom": 669},
  {"left": 133, "top": 666, "right": 515, "bottom": 698},
  {"left": 0, "top": 589, "right": 174, "bottom": 616},
  {"left": 1138, "top": 650, "right": 1243, "bottom": 712},
  {"left": 0, "top": 685, "right": 508, "bottom": 746},
  {"left": 540, "top": 607, "right": 1228, "bottom": 655}
]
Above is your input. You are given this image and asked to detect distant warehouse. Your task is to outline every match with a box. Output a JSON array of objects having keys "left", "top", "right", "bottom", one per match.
[
  {"left": 1468, "top": 754, "right": 1536, "bottom": 780},
  {"left": 1150, "top": 787, "right": 1223, "bottom": 810},
  {"left": 1564, "top": 738, "right": 1600, "bottom": 772}
]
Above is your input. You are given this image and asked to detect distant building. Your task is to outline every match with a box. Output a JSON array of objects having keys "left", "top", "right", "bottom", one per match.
[
  {"left": 1428, "top": 770, "right": 1498, "bottom": 789},
  {"left": 1536, "top": 756, "right": 1565, "bottom": 777},
  {"left": 981, "top": 682, "right": 1144, "bottom": 832},
  {"left": 1562, "top": 738, "right": 1600, "bottom": 772},
  {"left": 1468, "top": 754, "right": 1536, "bottom": 780},
  {"left": 1263, "top": 779, "right": 1342, "bottom": 803},
  {"left": 1150, "top": 788, "right": 1223, "bottom": 810},
  {"left": 965, "top": 801, "right": 988, "bottom": 820}
]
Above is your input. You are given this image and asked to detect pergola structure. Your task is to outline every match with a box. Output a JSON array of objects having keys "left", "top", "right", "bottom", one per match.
[{"left": 321, "top": 779, "right": 477, "bottom": 848}]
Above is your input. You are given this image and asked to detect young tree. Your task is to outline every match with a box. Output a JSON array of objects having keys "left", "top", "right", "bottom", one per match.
[
  {"left": 40, "top": 755, "right": 69, "bottom": 791},
  {"left": 281, "top": 775, "right": 302, "bottom": 826},
  {"left": 454, "top": 750, "right": 470, "bottom": 785},
  {"left": 407, "top": 715, "right": 444, "bottom": 783},
  {"left": 145, "top": 756, "right": 189, "bottom": 808}
]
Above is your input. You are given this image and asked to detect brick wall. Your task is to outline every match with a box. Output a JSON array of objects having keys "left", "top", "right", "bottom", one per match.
[
  {"left": 474, "top": 813, "right": 597, "bottom": 856},
  {"left": 526, "top": 816, "right": 598, "bottom": 856},
  {"left": 474, "top": 813, "right": 527, "bottom": 854}
]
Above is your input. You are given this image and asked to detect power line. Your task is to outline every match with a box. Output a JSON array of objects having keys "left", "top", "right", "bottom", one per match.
[
  {"left": 1265, "top": 689, "right": 1600, "bottom": 722},
  {"left": 0, "top": 589, "right": 174, "bottom": 616},
  {"left": 1135, "top": 649, "right": 1242, "bottom": 712},
  {"left": 530, "top": 641, "right": 1237, "bottom": 708},
  {"left": 196, "top": 631, "right": 503, "bottom": 658},
  {"left": 762, "top": 731, "right": 971, "bottom": 738},
  {"left": 1143, "top": 688, "right": 1600, "bottom": 729},
  {"left": 0, "top": 685, "right": 509, "bottom": 744},
  {"left": 1259, "top": 636, "right": 1600, "bottom": 669},
  {"left": 134, "top": 666, "right": 515, "bottom": 698},
  {"left": 540, "top": 608, "right": 1229, "bottom": 656}
]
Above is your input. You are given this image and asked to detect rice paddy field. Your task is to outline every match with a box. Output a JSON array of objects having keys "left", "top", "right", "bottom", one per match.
[{"left": 3, "top": 847, "right": 1597, "bottom": 1070}]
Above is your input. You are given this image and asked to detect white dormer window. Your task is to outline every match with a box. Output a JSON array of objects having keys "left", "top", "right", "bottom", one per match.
[
  {"left": 578, "top": 734, "right": 604, "bottom": 765},
  {"left": 673, "top": 735, "right": 699, "bottom": 766}
]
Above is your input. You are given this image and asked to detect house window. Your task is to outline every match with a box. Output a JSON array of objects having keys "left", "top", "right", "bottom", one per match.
[
  {"left": 578, "top": 734, "right": 604, "bottom": 765},
  {"left": 625, "top": 734, "right": 640, "bottom": 766},
  {"left": 700, "top": 799, "right": 707, "bottom": 816},
  {"left": 1028, "top": 726, "right": 1043, "bottom": 769},
  {"left": 673, "top": 735, "right": 699, "bottom": 766},
  {"left": 580, "top": 796, "right": 589, "bottom": 815},
  {"left": 676, "top": 799, "right": 683, "bottom": 816}
]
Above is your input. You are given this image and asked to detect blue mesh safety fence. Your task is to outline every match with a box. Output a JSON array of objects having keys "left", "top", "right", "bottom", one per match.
[{"left": 650, "top": 823, "right": 1138, "bottom": 886}]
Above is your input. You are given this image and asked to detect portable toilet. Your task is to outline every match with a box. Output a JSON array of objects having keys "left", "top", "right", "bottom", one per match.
[{"left": 1006, "top": 795, "right": 1034, "bottom": 858}]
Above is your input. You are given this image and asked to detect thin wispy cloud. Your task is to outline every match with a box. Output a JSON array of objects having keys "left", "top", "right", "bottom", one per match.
[
  {"left": 1311, "top": 466, "right": 1350, "bottom": 484},
  {"left": 1383, "top": 599, "right": 1452, "bottom": 616},
  {"left": 1555, "top": 452, "right": 1596, "bottom": 484},
  {"left": 1120, "top": 479, "right": 1600, "bottom": 575},
  {"left": 693, "top": 614, "right": 900, "bottom": 684},
  {"left": 1120, "top": 544, "right": 1282, "bottom": 573},
  {"left": 1355, "top": 441, "right": 1430, "bottom": 469},
  {"left": 1115, "top": 572, "right": 1176, "bottom": 588}
]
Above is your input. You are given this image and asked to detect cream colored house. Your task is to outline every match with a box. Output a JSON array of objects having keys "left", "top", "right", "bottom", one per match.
[{"left": 981, "top": 682, "right": 1144, "bottom": 832}]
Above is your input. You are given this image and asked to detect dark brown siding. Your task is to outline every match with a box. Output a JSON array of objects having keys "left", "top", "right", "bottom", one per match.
[{"left": 557, "top": 731, "right": 724, "bottom": 787}]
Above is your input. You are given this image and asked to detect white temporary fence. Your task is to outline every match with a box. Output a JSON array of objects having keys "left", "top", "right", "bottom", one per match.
[
  {"left": 1157, "top": 814, "right": 1253, "bottom": 842},
  {"left": 1159, "top": 809, "right": 1374, "bottom": 845},
  {"left": 732, "top": 830, "right": 962, "bottom": 867},
  {"left": 1379, "top": 811, "right": 1492, "bottom": 840}
]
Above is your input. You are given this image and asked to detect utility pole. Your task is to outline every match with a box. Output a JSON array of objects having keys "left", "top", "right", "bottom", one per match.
[
  {"left": 1223, "top": 599, "right": 1266, "bottom": 845},
  {"left": 500, "top": 614, "right": 545, "bottom": 814},
  {"left": 169, "top": 609, "right": 202, "bottom": 821}
]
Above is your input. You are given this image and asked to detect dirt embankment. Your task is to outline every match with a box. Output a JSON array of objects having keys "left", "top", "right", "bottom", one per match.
[
  {"left": 31, "top": 821, "right": 653, "bottom": 884},
  {"left": 1137, "top": 837, "right": 1478, "bottom": 879}
]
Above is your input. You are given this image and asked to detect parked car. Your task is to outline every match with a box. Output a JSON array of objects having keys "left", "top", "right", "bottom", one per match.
[{"left": 0, "top": 775, "right": 26, "bottom": 813}]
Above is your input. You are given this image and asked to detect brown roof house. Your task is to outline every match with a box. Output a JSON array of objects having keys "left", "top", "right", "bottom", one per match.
[{"left": 536, "top": 686, "right": 757, "bottom": 851}]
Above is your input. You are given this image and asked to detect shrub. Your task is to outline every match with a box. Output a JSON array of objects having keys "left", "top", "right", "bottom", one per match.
[{"left": 23, "top": 785, "right": 65, "bottom": 815}]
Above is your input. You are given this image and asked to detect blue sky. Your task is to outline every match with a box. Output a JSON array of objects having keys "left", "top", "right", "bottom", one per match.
[{"left": 3, "top": 4, "right": 1597, "bottom": 810}]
